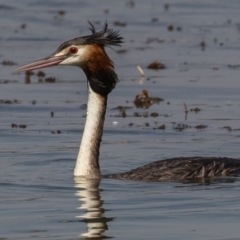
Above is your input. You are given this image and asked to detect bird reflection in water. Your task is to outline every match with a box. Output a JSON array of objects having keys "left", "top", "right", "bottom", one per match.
[{"left": 74, "top": 178, "right": 114, "bottom": 239}]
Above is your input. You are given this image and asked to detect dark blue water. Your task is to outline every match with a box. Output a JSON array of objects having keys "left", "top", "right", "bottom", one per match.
[{"left": 1, "top": 0, "right": 240, "bottom": 239}]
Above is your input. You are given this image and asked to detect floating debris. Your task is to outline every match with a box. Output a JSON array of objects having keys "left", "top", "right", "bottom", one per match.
[
  {"left": 116, "top": 49, "right": 128, "bottom": 54},
  {"left": 183, "top": 102, "right": 188, "bottom": 114},
  {"left": 134, "top": 112, "right": 148, "bottom": 118},
  {"left": 80, "top": 104, "right": 87, "bottom": 110},
  {"left": 25, "top": 70, "right": 34, "bottom": 84},
  {"left": 147, "top": 61, "right": 166, "bottom": 70},
  {"left": 37, "top": 70, "right": 46, "bottom": 78},
  {"left": 20, "top": 23, "right": 26, "bottom": 29},
  {"left": 125, "top": 0, "right": 135, "bottom": 8},
  {"left": 0, "top": 99, "right": 21, "bottom": 104},
  {"left": 167, "top": 25, "right": 174, "bottom": 31},
  {"left": 54, "top": 10, "right": 66, "bottom": 20},
  {"left": 174, "top": 123, "right": 189, "bottom": 131},
  {"left": 51, "top": 130, "right": 62, "bottom": 134},
  {"left": 190, "top": 107, "right": 201, "bottom": 113},
  {"left": 173, "top": 123, "right": 207, "bottom": 131},
  {"left": 1, "top": 60, "right": 17, "bottom": 66},
  {"left": 150, "top": 112, "right": 159, "bottom": 117},
  {"left": 151, "top": 17, "right": 159, "bottom": 22},
  {"left": 183, "top": 102, "right": 189, "bottom": 120},
  {"left": 0, "top": 80, "right": 18, "bottom": 84},
  {"left": 194, "top": 125, "right": 207, "bottom": 129},
  {"left": 112, "top": 121, "right": 119, "bottom": 126},
  {"left": 137, "top": 65, "right": 145, "bottom": 77},
  {"left": 111, "top": 106, "right": 132, "bottom": 118},
  {"left": 134, "top": 89, "right": 164, "bottom": 109},
  {"left": 58, "top": 10, "right": 65, "bottom": 16},
  {"left": 113, "top": 106, "right": 126, "bottom": 118},
  {"left": 103, "top": 9, "right": 109, "bottom": 14},
  {"left": 118, "top": 106, "right": 127, "bottom": 118},
  {"left": 113, "top": 21, "right": 127, "bottom": 27},
  {"left": 200, "top": 40, "right": 206, "bottom": 50},
  {"left": 156, "top": 124, "right": 166, "bottom": 130},
  {"left": 164, "top": 3, "right": 169, "bottom": 10},
  {"left": 11, "top": 123, "right": 26, "bottom": 129},
  {"left": 45, "top": 77, "right": 56, "bottom": 83},
  {"left": 228, "top": 64, "right": 240, "bottom": 69},
  {"left": 146, "top": 37, "right": 165, "bottom": 44},
  {"left": 223, "top": 126, "right": 232, "bottom": 131},
  {"left": 184, "top": 103, "right": 201, "bottom": 114}
]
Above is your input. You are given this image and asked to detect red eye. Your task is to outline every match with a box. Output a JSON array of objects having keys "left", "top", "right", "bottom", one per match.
[{"left": 69, "top": 46, "right": 78, "bottom": 54}]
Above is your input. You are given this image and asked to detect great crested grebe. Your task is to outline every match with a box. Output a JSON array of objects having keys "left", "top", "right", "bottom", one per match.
[{"left": 16, "top": 22, "right": 240, "bottom": 181}]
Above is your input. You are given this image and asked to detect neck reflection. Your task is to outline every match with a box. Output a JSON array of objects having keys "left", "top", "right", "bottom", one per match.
[{"left": 74, "top": 178, "right": 113, "bottom": 239}]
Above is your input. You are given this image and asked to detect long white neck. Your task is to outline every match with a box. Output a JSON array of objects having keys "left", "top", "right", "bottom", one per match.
[{"left": 74, "top": 86, "right": 107, "bottom": 178}]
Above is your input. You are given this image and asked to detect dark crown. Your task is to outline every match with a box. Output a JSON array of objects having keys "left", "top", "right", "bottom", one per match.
[{"left": 55, "top": 21, "right": 123, "bottom": 53}]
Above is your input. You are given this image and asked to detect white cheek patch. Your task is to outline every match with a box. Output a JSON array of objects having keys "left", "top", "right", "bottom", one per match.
[
  {"left": 60, "top": 56, "right": 79, "bottom": 66},
  {"left": 76, "top": 47, "right": 87, "bottom": 56},
  {"left": 58, "top": 47, "right": 87, "bottom": 66},
  {"left": 55, "top": 50, "right": 68, "bottom": 57}
]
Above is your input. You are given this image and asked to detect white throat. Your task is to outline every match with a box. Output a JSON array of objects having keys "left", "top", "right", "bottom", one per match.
[{"left": 74, "top": 86, "right": 107, "bottom": 178}]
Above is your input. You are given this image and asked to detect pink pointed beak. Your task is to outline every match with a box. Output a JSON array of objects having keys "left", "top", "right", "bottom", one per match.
[{"left": 15, "top": 54, "right": 67, "bottom": 72}]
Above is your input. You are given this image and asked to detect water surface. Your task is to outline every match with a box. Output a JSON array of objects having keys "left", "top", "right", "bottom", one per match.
[{"left": 1, "top": 0, "right": 240, "bottom": 239}]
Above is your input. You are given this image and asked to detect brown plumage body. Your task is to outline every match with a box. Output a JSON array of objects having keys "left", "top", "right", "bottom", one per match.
[{"left": 107, "top": 157, "right": 240, "bottom": 182}]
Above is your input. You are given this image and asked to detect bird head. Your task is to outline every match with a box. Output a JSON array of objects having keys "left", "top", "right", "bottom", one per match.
[{"left": 15, "top": 22, "right": 123, "bottom": 95}]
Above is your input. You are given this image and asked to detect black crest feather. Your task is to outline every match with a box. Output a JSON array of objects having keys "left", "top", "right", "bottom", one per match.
[
  {"left": 86, "top": 21, "right": 123, "bottom": 47},
  {"left": 56, "top": 21, "right": 123, "bottom": 53}
]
